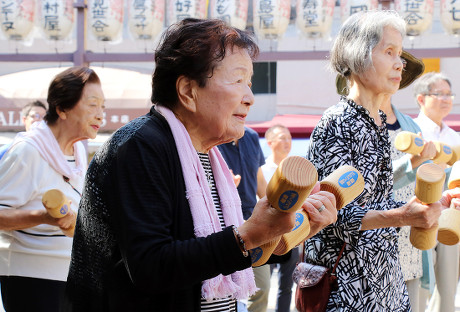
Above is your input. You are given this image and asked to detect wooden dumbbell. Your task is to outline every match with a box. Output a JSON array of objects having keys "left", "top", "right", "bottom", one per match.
[
  {"left": 273, "top": 165, "right": 365, "bottom": 256},
  {"left": 437, "top": 161, "right": 460, "bottom": 245},
  {"left": 250, "top": 156, "right": 318, "bottom": 267},
  {"left": 409, "top": 163, "right": 446, "bottom": 250},
  {"left": 394, "top": 131, "right": 457, "bottom": 164},
  {"left": 42, "top": 189, "right": 75, "bottom": 237}
]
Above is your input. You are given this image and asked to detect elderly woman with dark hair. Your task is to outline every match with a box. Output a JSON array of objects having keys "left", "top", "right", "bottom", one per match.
[
  {"left": 0, "top": 66, "right": 105, "bottom": 312},
  {"left": 64, "top": 18, "right": 337, "bottom": 312},
  {"left": 305, "top": 10, "right": 458, "bottom": 311}
]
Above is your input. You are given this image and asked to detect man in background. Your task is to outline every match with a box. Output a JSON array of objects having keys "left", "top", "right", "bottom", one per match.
[
  {"left": 0, "top": 100, "right": 47, "bottom": 160},
  {"left": 261, "top": 125, "right": 296, "bottom": 312},
  {"left": 218, "top": 126, "right": 269, "bottom": 312},
  {"left": 413, "top": 72, "right": 460, "bottom": 312}
]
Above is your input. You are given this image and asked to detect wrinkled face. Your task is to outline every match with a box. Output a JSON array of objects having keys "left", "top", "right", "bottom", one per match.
[
  {"left": 421, "top": 79, "right": 453, "bottom": 123},
  {"left": 360, "top": 26, "right": 404, "bottom": 96},
  {"left": 23, "top": 106, "right": 46, "bottom": 131},
  {"left": 268, "top": 127, "right": 291, "bottom": 158},
  {"left": 194, "top": 47, "right": 254, "bottom": 144},
  {"left": 63, "top": 83, "right": 105, "bottom": 140}
]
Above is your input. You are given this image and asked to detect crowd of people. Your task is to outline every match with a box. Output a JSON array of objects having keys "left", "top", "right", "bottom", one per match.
[{"left": 0, "top": 10, "right": 459, "bottom": 312}]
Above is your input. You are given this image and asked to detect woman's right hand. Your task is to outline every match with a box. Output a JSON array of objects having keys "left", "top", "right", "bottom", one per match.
[{"left": 399, "top": 196, "right": 442, "bottom": 229}]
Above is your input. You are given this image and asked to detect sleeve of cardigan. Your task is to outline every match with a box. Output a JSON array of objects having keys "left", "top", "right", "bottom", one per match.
[
  {"left": 392, "top": 154, "right": 416, "bottom": 190},
  {"left": 105, "top": 131, "right": 252, "bottom": 293}
]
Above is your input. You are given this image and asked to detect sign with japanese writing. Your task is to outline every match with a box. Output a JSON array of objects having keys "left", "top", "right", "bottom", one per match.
[
  {"left": 395, "top": 0, "right": 434, "bottom": 36},
  {"left": 88, "top": 0, "right": 124, "bottom": 41},
  {"left": 296, "top": 0, "right": 335, "bottom": 38},
  {"left": 209, "top": 0, "right": 248, "bottom": 30},
  {"left": 440, "top": 0, "right": 460, "bottom": 35},
  {"left": 128, "top": 0, "right": 164, "bottom": 40},
  {"left": 0, "top": 0, "right": 35, "bottom": 40},
  {"left": 340, "top": 0, "right": 378, "bottom": 23},
  {"left": 253, "top": 0, "right": 290, "bottom": 39},
  {"left": 38, "top": 0, "right": 74, "bottom": 40},
  {"left": 166, "top": 0, "right": 207, "bottom": 26}
]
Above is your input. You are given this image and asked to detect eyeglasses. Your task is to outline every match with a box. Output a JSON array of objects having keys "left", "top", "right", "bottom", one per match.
[
  {"left": 28, "top": 113, "right": 44, "bottom": 121},
  {"left": 425, "top": 93, "right": 455, "bottom": 100}
]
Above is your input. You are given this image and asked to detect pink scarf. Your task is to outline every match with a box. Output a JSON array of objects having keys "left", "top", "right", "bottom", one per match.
[
  {"left": 156, "top": 105, "right": 257, "bottom": 301},
  {"left": 10, "top": 121, "right": 87, "bottom": 180}
]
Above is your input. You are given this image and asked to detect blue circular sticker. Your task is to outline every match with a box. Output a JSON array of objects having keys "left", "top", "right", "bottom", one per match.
[
  {"left": 292, "top": 212, "right": 304, "bottom": 231},
  {"left": 338, "top": 171, "right": 358, "bottom": 188},
  {"left": 444, "top": 145, "right": 452, "bottom": 155},
  {"left": 278, "top": 190, "right": 299, "bottom": 211},
  {"left": 414, "top": 137, "right": 424, "bottom": 147},
  {"left": 60, "top": 204, "right": 69, "bottom": 216},
  {"left": 251, "top": 247, "right": 263, "bottom": 264}
]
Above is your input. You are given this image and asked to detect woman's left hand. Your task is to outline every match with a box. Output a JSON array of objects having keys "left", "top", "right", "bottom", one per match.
[
  {"left": 440, "top": 188, "right": 460, "bottom": 210},
  {"left": 302, "top": 190, "right": 337, "bottom": 239}
]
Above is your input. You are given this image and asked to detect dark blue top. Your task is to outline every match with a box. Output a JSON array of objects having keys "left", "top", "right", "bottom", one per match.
[{"left": 218, "top": 127, "right": 265, "bottom": 220}]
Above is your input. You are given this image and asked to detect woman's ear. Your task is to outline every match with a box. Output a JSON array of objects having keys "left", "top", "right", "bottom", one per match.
[
  {"left": 56, "top": 107, "right": 67, "bottom": 120},
  {"left": 176, "top": 75, "right": 198, "bottom": 113}
]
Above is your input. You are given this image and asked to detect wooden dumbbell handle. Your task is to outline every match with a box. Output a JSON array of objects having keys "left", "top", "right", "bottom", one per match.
[
  {"left": 42, "top": 189, "right": 75, "bottom": 237},
  {"left": 273, "top": 165, "right": 364, "bottom": 256},
  {"left": 438, "top": 162, "right": 460, "bottom": 245},
  {"left": 409, "top": 163, "right": 445, "bottom": 250},
  {"left": 251, "top": 156, "right": 318, "bottom": 267}
]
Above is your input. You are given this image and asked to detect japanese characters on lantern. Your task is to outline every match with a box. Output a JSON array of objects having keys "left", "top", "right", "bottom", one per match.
[
  {"left": 253, "top": 0, "right": 290, "bottom": 39},
  {"left": 440, "top": 0, "right": 460, "bottom": 35},
  {"left": 0, "top": 0, "right": 35, "bottom": 40},
  {"left": 128, "top": 0, "right": 165, "bottom": 40},
  {"left": 166, "top": 0, "right": 207, "bottom": 26},
  {"left": 209, "top": 0, "right": 248, "bottom": 30},
  {"left": 296, "top": 0, "right": 335, "bottom": 38},
  {"left": 340, "top": 0, "right": 378, "bottom": 23},
  {"left": 395, "top": 0, "right": 434, "bottom": 36},
  {"left": 88, "top": 0, "right": 124, "bottom": 41},
  {"left": 39, "top": 0, "right": 74, "bottom": 40}
]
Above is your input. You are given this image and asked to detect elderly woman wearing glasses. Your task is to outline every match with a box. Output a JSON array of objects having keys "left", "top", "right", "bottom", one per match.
[
  {"left": 305, "top": 10, "right": 460, "bottom": 311},
  {"left": 64, "top": 18, "right": 337, "bottom": 312}
]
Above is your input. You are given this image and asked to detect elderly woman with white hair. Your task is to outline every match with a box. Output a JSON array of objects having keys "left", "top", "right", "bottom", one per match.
[{"left": 305, "top": 10, "right": 459, "bottom": 311}]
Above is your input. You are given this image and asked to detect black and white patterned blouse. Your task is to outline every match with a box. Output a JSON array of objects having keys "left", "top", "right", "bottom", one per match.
[{"left": 306, "top": 97, "right": 411, "bottom": 311}]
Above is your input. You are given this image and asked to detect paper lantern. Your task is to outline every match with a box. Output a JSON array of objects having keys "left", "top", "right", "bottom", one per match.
[
  {"left": 209, "top": 0, "right": 248, "bottom": 30},
  {"left": 38, "top": 0, "right": 74, "bottom": 40},
  {"left": 166, "top": 0, "right": 207, "bottom": 26},
  {"left": 440, "top": 0, "right": 460, "bottom": 35},
  {"left": 88, "top": 0, "right": 124, "bottom": 41},
  {"left": 395, "top": 0, "right": 434, "bottom": 36},
  {"left": 128, "top": 0, "right": 165, "bottom": 40},
  {"left": 253, "top": 0, "right": 290, "bottom": 39},
  {"left": 0, "top": 0, "right": 35, "bottom": 40},
  {"left": 296, "top": 0, "right": 335, "bottom": 39},
  {"left": 340, "top": 0, "right": 378, "bottom": 23}
]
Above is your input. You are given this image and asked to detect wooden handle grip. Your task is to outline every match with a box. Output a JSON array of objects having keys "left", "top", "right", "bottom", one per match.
[
  {"left": 42, "top": 189, "right": 75, "bottom": 237},
  {"left": 438, "top": 161, "right": 460, "bottom": 245},
  {"left": 251, "top": 156, "right": 318, "bottom": 267},
  {"left": 410, "top": 163, "right": 445, "bottom": 250},
  {"left": 273, "top": 165, "right": 365, "bottom": 256}
]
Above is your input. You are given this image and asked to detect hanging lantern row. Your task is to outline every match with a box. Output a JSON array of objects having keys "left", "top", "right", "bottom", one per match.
[{"left": 0, "top": 0, "right": 459, "bottom": 42}]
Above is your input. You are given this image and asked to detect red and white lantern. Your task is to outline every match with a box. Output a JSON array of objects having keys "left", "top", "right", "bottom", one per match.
[
  {"left": 128, "top": 0, "right": 165, "bottom": 40},
  {"left": 395, "top": 0, "right": 434, "bottom": 36},
  {"left": 296, "top": 0, "right": 335, "bottom": 38},
  {"left": 253, "top": 0, "right": 290, "bottom": 39},
  {"left": 166, "top": 0, "right": 207, "bottom": 26},
  {"left": 340, "top": 0, "right": 378, "bottom": 23},
  {"left": 38, "top": 0, "right": 74, "bottom": 40},
  {"left": 209, "top": 0, "right": 248, "bottom": 30},
  {"left": 88, "top": 0, "right": 124, "bottom": 41},
  {"left": 440, "top": 0, "right": 460, "bottom": 35},
  {"left": 0, "top": 0, "right": 35, "bottom": 40}
]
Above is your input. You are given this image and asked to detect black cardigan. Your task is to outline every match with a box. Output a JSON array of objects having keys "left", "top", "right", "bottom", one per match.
[{"left": 64, "top": 108, "right": 253, "bottom": 311}]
